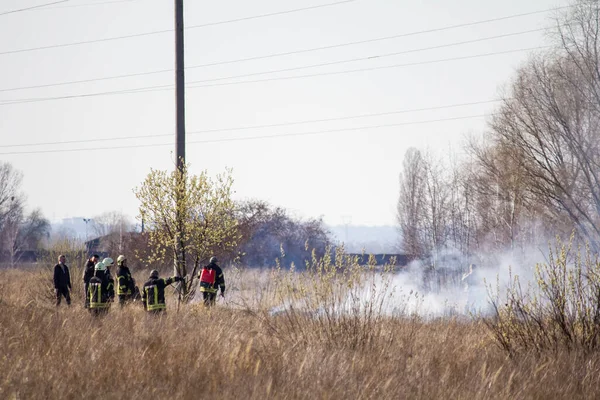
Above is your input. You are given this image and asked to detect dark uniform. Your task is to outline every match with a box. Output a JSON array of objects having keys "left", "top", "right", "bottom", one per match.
[
  {"left": 198, "top": 258, "right": 225, "bottom": 307},
  {"left": 53, "top": 261, "right": 71, "bottom": 306},
  {"left": 82, "top": 257, "right": 97, "bottom": 308},
  {"left": 89, "top": 268, "right": 114, "bottom": 316},
  {"left": 141, "top": 272, "right": 183, "bottom": 313},
  {"left": 117, "top": 265, "right": 137, "bottom": 305}
]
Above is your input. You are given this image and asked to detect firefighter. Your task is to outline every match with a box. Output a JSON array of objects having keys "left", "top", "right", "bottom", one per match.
[
  {"left": 116, "top": 255, "right": 138, "bottom": 306},
  {"left": 103, "top": 257, "right": 114, "bottom": 278},
  {"left": 141, "top": 270, "right": 183, "bottom": 313},
  {"left": 82, "top": 254, "right": 100, "bottom": 309},
  {"left": 198, "top": 256, "right": 225, "bottom": 307},
  {"left": 88, "top": 261, "right": 115, "bottom": 316}
]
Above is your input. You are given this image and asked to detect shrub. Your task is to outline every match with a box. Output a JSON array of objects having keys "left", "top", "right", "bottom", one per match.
[
  {"left": 245, "top": 246, "right": 403, "bottom": 351},
  {"left": 485, "top": 235, "right": 600, "bottom": 354}
]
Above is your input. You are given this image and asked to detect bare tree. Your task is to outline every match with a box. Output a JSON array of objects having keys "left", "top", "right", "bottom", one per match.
[
  {"left": 92, "top": 211, "right": 133, "bottom": 238},
  {"left": 0, "top": 162, "right": 50, "bottom": 265},
  {"left": 2, "top": 208, "right": 49, "bottom": 265},
  {"left": 397, "top": 148, "right": 427, "bottom": 257},
  {"left": 446, "top": 155, "right": 477, "bottom": 256},
  {"left": 0, "top": 163, "right": 24, "bottom": 234},
  {"left": 236, "top": 201, "right": 330, "bottom": 268},
  {"left": 467, "top": 135, "right": 548, "bottom": 255},
  {"left": 484, "top": 2, "right": 600, "bottom": 248},
  {"left": 91, "top": 211, "right": 134, "bottom": 254},
  {"left": 421, "top": 151, "right": 451, "bottom": 266}
]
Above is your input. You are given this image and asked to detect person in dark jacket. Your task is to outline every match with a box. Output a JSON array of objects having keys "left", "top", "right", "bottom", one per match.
[
  {"left": 53, "top": 254, "right": 72, "bottom": 306},
  {"left": 88, "top": 261, "right": 115, "bottom": 316},
  {"left": 82, "top": 254, "right": 100, "bottom": 308},
  {"left": 141, "top": 270, "right": 183, "bottom": 313},
  {"left": 198, "top": 256, "right": 225, "bottom": 307},
  {"left": 116, "top": 255, "right": 138, "bottom": 306}
]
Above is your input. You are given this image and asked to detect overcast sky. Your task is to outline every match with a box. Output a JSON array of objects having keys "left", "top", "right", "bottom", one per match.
[{"left": 0, "top": 0, "right": 569, "bottom": 226}]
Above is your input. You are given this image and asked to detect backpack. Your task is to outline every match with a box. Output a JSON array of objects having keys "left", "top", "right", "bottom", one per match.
[{"left": 199, "top": 267, "right": 216, "bottom": 286}]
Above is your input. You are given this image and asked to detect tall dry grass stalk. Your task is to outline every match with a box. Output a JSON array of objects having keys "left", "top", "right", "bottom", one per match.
[
  {"left": 486, "top": 236, "right": 600, "bottom": 355},
  {"left": 2, "top": 257, "right": 600, "bottom": 399}
]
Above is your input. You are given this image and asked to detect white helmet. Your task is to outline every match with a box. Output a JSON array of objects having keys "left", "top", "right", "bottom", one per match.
[
  {"left": 117, "top": 255, "right": 126, "bottom": 265},
  {"left": 103, "top": 257, "right": 114, "bottom": 267},
  {"left": 94, "top": 261, "right": 106, "bottom": 271}
]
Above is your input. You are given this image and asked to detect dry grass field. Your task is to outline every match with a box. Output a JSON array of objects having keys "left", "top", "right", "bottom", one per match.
[{"left": 1, "top": 264, "right": 600, "bottom": 400}]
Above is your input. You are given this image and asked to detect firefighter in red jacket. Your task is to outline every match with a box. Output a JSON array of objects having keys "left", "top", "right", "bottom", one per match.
[{"left": 198, "top": 256, "right": 225, "bottom": 306}]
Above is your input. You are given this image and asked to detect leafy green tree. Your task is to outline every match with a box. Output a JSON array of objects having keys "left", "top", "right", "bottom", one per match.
[{"left": 134, "top": 165, "right": 240, "bottom": 301}]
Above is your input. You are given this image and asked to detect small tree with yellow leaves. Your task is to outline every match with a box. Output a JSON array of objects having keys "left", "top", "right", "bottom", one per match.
[{"left": 134, "top": 164, "right": 240, "bottom": 301}]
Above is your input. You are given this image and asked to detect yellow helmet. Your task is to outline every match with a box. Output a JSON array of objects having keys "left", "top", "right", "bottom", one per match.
[{"left": 117, "top": 255, "right": 126, "bottom": 265}]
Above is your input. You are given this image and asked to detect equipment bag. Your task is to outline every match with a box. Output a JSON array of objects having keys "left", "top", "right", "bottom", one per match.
[{"left": 200, "top": 268, "right": 216, "bottom": 285}]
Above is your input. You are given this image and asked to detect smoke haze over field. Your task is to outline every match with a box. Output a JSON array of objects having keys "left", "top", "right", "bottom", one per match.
[{"left": 378, "top": 246, "right": 546, "bottom": 318}]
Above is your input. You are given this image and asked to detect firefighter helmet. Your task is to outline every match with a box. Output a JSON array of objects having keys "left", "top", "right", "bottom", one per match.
[
  {"left": 94, "top": 261, "right": 106, "bottom": 271},
  {"left": 209, "top": 256, "right": 218, "bottom": 264},
  {"left": 150, "top": 269, "right": 159, "bottom": 279},
  {"left": 103, "top": 257, "right": 114, "bottom": 267},
  {"left": 117, "top": 255, "right": 126, "bottom": 265}
]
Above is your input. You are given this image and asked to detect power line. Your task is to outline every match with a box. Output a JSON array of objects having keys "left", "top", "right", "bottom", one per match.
[
  {"left": 0, "top": 0, "right": 69, "bottom": 16},
  {"left": 0, "top": 113, "right": 493, "bottom": 156},
  {"left": 187, "top": 46, "right": 549, "bottom": 88},
  {"left": 0, "top": 27, "right": 546, "bottom": 93},
  {"left": 0, "top": 45, "right": 548, "bottom": 105},
  {"left": 188, "top": 114, "right": 494, "bottom": 144},
  {"left": 0, "top": 30, "right": 171, "bottom": 57},
  {"left": 0, "top": 0, "right": 356, "bottom": 56},
  {"left": 0, "top": 3, "right": 569, "bottom": 57},
  {"left": 183, "top": 8, "right": 565, "bottom": 67},
  {"left": 188, "top": 32, "right": 547, "bottom": 85},
  {"left": 186, "top": 0, "right": 355, "bottom": 30},
  {"left": 0, "top": 4, "right": 568, "bottom": 94},
  {"left": 0, "top": 99, "right": 502, "bottom": 148},
  {"left": 192, "top": 101, "right": 501, "bottom": 134},
  {"left": 0, "top": 68, "right": 170, "bottom": 93},
  {"left": 33, "top": 0, "right": 138, "bottom": 10}
]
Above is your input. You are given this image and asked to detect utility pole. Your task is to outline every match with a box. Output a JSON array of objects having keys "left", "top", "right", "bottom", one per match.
[
  {"left": 175, "top": 0, "right": 186, "bottom": 170},
  {"left": 174, "top": 0, "right": 186, "bottom": 289}
]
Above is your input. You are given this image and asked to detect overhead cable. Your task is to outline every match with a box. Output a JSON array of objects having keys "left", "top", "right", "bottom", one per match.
[
  {"left": 0, "top": 0, "right": 69, "bottom": 16},
  {"left": 0, "top": 99, "right": 502, "bottom": 148},
  {"left": 0, "top": 27, "right": 546, "bottom": 93},
  {"left": 0, "top": 114, "right": 494, "bottom": 156},
  {"left": 0, "top": 46, "right": 548, "bottom": 105},
  {"left": 0, "top": 0, "right": 356, "bottom": 55},
  {"left": 35, "top": 0, "right": 138, "bottom": 10}
]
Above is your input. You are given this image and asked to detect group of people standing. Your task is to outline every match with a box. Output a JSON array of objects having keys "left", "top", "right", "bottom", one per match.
[
  {"left": 53, "top": 254, "right": 226, "bottom": 313},
  {"left": 82, "top": 254, "right": 139, "bottom": 315}
]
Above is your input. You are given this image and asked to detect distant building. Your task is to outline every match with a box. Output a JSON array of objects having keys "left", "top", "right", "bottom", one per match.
[{"left": 84, "top": 231, "right": 141, "bottom": 256}]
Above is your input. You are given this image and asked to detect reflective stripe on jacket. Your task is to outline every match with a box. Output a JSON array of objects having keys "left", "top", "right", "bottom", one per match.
[
  {"left": 117, "top": 266, "right": 134, "bottom": 296},
  {"left": 142, "top": 277, "right": 175, "bottom": 312},
  {"left": 89, "top": 278, "right": 111, "bottom": 309}
]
